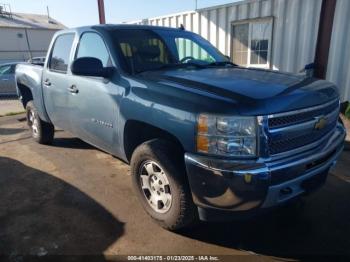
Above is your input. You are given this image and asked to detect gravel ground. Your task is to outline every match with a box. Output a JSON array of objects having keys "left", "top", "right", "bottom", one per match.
[
  {"left": 0, "top": 98, "right": 24, "bottom": 116},
  {"left": 0, "top": 114, "right": 349, "bottom": 260}
]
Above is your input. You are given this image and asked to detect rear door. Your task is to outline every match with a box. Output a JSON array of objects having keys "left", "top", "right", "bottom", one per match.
[{"left": 42, "top": 33, "right": 75, "bottom": 131}]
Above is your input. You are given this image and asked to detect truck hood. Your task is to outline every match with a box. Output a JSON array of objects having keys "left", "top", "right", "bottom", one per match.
[{"left": 141, "top": 67, "right": 339, "bottom": 115}]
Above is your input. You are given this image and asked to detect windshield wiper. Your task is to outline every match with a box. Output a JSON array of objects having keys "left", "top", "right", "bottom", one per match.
[
  {"left": 137, "top": 62, "right": 206, "bottom": 74},
  {"left": 206, "top": 61, "right": 238, "bottom": 67},
  {"left": 162, "top": 62, "right": 206, "bottom": 69}
]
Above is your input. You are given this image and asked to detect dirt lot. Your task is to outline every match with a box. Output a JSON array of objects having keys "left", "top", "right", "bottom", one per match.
[
  {"left": 0, "top": 114, "right": 350, "bottom": 260},
  {"left": 0, "top": 99, "right": 24, "bottom": 116}
]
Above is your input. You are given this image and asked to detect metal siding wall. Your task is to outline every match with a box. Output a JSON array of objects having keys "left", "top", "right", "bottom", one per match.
[
  {"left": 0, "top": 28, "right": 57, "bottom": 63},
  {"left": 26, "top": 29, "right": 56, "bottom": 51},
  {"left": 0, "top": 28, "right": 28, "bottom": 52},
  {"left": 327, "top": 0, "right": 350, "bottom": 102},
  {"left": 218, "top": 8, "right": 227, "bottom": 54},
  {"left": 200, "top": 11, "right": 209, "bottom": 40},
  {"left": 271, "top": 0, "right": 321, "bottom": 72},
  {"left": 132, "top": 0, "right": 321, "bottom": 73},
  {"left": 192, "top": 0, "right": 321, "bottom": 74}
]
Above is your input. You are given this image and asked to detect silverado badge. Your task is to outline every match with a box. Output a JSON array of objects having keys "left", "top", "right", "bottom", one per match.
[{"left": 314, "top": 116, "right": 328, "bottom": 130}]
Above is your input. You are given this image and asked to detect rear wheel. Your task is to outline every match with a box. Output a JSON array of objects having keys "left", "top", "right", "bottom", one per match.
[
  {"left": 131, "top": 139, "right": 198, "bottom": 231},
  {"left": 26, "top": 101, "right": 54, "bottom": 145}
]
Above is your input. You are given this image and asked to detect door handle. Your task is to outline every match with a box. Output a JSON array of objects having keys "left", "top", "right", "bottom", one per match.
[
  {"left": 43, "top": 79, "right": 51, "bottom": 86},
  {"left": 2, "top": 79, "right": 9, "bottom": 81},
  {"left": 68, "top": 85, "right": 79, "bottom": 94}
]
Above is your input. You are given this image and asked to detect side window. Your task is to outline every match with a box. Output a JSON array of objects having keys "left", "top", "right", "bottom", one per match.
[
  {"left": 76, "top": 32, "right": 111, "bottom": 67},
  {"left": 0, "top": 65, "right": 13, "bottom": 75},
  {"left": 49, "top": 34, "right": 75, "bottom": 73}
]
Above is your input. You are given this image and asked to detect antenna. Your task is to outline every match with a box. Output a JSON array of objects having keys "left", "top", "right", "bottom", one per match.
[{"left": 46, "top": 6, "right": 50, "bottom": 20}]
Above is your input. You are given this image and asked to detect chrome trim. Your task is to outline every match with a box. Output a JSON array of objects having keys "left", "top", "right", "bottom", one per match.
[
  {"left": 267, "top": 129, "right": 335, "bottom": 161},
  {"left": 185, "top": 123, "right": 345, "bottom": 174},
  {"left": 257, "top": 115, "right": 269, "bottom": 157},
  {"left": 265, "top": 98, "right": 340, "bottom": 157},
  {"left": 262, "top": 144, "right": 344, "bottom": 208},
  {"left": 185, "top": 123, "right": 346, "bottom": 211},
  {"left": 269, "top": 107, "right": 339, "bottom": 134},
  {"left": 185, "top": 154, "right": 268, "bottom": 174},
  {"left": 268, "top": 125, "right": 345, "bottom": 170},
  {"left": 267, "top": 98, "right": 339, "bottom": 119}
]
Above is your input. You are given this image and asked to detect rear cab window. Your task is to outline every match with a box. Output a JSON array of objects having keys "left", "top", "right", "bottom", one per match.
[
  {"left": 49, "top": 34, "right": 75, "bottom": 73},
  {"left": 111, "top": 29, "right": 172, "bottom": 74}
]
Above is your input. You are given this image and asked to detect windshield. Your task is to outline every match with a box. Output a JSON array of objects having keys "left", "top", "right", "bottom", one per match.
[{"left": 110, "top": 29, "right": 230, "bottom": 74}]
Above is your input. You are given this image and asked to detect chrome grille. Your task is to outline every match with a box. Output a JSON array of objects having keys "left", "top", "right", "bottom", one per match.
[
  {"left": 267, "top": 99, "right": 340, "bottom": 155},
  {"left": 268, "top": 100, "right": 339, "bottom": 128}
]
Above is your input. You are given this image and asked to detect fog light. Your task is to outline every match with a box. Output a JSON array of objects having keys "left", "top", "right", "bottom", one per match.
[{"left": 244, "top": 173, "right": 253, "bottom": 184}]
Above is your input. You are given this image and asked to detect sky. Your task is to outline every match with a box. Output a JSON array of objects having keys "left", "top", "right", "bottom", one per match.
[{"left": 4, "top": 0, "right": 239, "bottom": 28}]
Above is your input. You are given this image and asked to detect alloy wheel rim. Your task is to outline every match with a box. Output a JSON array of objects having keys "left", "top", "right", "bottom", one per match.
[
  {"left": 139, "top": 160, "right": 172, "bottom": 214},
  {"left": 29, "top": 110, "right": 39, "bottom": 137}
]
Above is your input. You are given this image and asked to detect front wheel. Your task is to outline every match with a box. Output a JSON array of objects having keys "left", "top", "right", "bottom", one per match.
[
  {"left": 131, "top": 139, "right": 198, "bottom": 231},
  {"left": 26, "top": 101, "right": 55, "bottom": 145}
]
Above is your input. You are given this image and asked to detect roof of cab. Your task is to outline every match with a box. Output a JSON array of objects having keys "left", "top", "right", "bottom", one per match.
[
  {"left": 53, "top": 24, "right": 187, "bottom": 38},
  {"left": 95, "top": 24, "right": 183, "bottom": 30},
  {"left": 74, "top": 24, "right": 186, "bottom": 32}
]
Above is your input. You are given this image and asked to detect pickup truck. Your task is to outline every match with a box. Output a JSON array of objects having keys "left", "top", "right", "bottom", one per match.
[{"left": 15, "top": 25, "right": 346, "bottom": 230}]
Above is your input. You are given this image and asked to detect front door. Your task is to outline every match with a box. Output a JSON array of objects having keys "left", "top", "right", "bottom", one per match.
[
  {"left": 68, "top": 32, "right": 119, "bottom": 152},
  {"left": 42, "top": 33, "right": 75, "bottom": 131}
]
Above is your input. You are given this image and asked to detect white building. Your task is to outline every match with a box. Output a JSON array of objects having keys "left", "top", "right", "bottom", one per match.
[
  {"left": 0, "top": 6, "right": 65, "bottom": 63},
  {"left": 129, "top": 0, "right": 350, "bottom": 103}
]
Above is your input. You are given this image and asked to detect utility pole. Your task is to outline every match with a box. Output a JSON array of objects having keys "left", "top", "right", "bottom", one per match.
[
  {"left": 314, "top": 0, "right": 337, "bottom": 79},
  {"left": 97, "top": 0, "right": 106, "bottom": 24}
]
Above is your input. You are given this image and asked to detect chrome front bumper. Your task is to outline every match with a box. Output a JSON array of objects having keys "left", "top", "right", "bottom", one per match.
[{"left": 184, "top": 123, "right": 346, "bottom": 219}]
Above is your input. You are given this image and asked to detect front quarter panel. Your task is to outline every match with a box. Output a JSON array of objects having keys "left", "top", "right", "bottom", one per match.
[{"left": 119, "top": 77, "right": 202, "bottom": 154}]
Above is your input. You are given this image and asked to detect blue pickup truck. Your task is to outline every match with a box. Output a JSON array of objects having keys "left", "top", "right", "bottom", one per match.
[{"left": 15, "top": 25, "right": 346, "bottom": 230}]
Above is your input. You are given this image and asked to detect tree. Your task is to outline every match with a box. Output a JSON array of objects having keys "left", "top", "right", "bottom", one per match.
[{"left": 346, "top": 104, "right": 350, "bottom": 119}]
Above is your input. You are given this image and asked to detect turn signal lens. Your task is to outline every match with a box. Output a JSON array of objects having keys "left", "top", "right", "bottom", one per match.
[
  {"left": 197, "top": 115, "right": 208, "bottom": 134},
  {"left": 197, "top": 135, "right": 209, "bottom": 153}
]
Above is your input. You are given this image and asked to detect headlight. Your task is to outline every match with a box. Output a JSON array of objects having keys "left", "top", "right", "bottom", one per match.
[{"left": 196, "top": 114, "right": 257, "bottom": 157}]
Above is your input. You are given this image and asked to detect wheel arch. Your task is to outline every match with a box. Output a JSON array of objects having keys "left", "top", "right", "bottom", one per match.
[
  {"left": 17, "top": 82, "right": 33, "bottom": 108},
  {"left": 123, "top": 119, "right": 185, "bottom": 163}
]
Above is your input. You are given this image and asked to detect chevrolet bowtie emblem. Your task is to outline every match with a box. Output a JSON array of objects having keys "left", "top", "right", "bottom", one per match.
[{"left": 314, "top": 117, "right": 327, "bottom": 130}]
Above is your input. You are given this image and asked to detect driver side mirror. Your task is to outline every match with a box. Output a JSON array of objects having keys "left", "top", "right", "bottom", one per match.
[{"left": 71, "top": 57, "right": 114, "bottom": 78}]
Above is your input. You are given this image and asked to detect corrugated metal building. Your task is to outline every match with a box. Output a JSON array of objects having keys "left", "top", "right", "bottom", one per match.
[
  {"left": 327, "top": 0, "right": 350, "bottom": 104},
  {"left": 0, "top": 8, "right": 66, "bottom": 63},
  {"left": 129, "top": 0, "right": 350, "bottom": 102}
]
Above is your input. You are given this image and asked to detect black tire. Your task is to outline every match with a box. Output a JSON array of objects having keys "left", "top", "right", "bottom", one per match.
[
  {"left": 26, "top": 101, "right": 54, "bottom": 145},
  {"left": 131, "top": 139, "right": 198, "bottom": 231}
]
